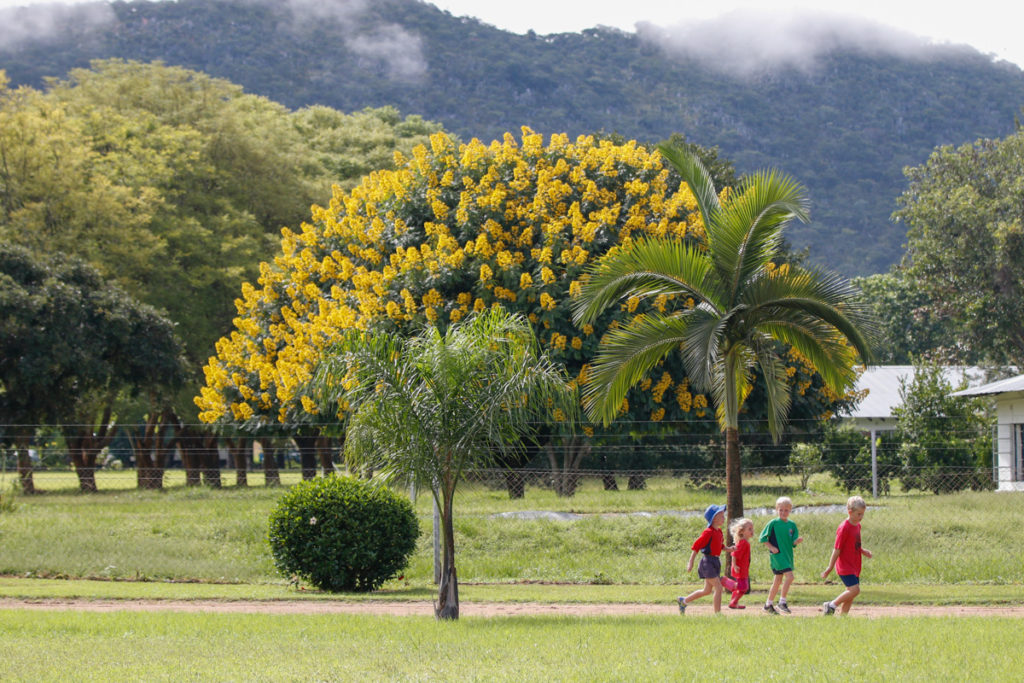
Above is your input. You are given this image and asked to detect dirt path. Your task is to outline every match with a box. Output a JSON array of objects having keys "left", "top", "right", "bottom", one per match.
[{"left": 2, "top": 598, "right": 1022, "bottom": 618}]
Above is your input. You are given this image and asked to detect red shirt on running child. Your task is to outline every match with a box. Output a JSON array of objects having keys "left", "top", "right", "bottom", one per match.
[
  {"left": 691, "top": 526, "right": 725, "bottom": 556},
  {"left": 730, "top": 537, "right": 750, "bottom": 579},
  {"left": 834, "top": 519, "right": 863, "bottom": 576}
]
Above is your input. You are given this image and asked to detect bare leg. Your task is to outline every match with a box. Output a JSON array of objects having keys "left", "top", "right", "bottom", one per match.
[
  {"left": 684, "top": 578, "right": 716, "bottom": 605},
  {"left": 780, "top": 571, "right": 795, "bottom": 600},
  {"left": 711, "top": 579, "right": 723, "bottom": 613},
  {"left": 835, "top": 584, "right": 860, "bottom": 614},
  {"left": 767, "top": 574, "right": 783, "bottom": 603}
]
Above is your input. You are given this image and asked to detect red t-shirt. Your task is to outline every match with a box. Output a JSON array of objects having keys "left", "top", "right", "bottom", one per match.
[
  {"left": 730, "top": 538, "right": 750, "bottom": 579},
  {"left": 834, "top": 519, "right": 862, "bottom": 576},
  {"left": 691, "top": 527, "right": 725, "bottom": 556}
]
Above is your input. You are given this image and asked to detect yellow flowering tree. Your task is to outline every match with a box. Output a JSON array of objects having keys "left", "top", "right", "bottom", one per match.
[{"left": 196, "top": 128, "right": 852, "bottom": 484}]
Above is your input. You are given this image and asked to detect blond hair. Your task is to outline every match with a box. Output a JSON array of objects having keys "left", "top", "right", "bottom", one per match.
[
  {"left": 775, "top": 496, "right": 793, "bottom": 510},
  {"left": 729, "top": 517, "right": 753, "bottom": 541},
  {"left": 847, "top": 495, "right": 866, "bottom": 511}
]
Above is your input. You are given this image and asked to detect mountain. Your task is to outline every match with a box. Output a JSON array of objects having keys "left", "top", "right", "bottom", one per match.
[{"left": 4, "top": 0, "right": 1024, "bottom": 275}]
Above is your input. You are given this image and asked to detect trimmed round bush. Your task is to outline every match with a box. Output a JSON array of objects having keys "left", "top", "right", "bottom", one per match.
[{"left": 268, "top": 476, "right": 419, "bottom": 592}]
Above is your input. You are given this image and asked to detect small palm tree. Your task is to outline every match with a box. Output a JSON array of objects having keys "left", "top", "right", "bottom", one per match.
[
  {"left": 307, "top": 308, "right": 574, "bottom": 619},
  {"left": 572, "top": 144, "right": 875, "bottom": 521}
]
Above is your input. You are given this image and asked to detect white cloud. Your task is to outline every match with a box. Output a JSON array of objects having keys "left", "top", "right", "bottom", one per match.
[
  {"left": 637, "top": 9, "right": 957, "bottom": 76},
  {"left": 0, "top": 2, "right": 116, "bottom": 49}
]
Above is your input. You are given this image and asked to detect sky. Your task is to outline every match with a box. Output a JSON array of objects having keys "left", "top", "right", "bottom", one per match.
[{"left": 1, "top": 0, "right": 1023, "bottom": 71}]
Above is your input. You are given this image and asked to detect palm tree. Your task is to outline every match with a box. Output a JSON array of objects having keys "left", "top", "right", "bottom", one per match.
[
  {"left": 572, "top": 144, "right": 875, "bottom": 521},
  {"left": 307, "top": 308, "right": 574, "bottom": 620}
]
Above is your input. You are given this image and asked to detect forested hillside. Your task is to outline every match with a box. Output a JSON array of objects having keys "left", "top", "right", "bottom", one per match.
[{"left": 3, "top": 0, "right": 1024, "bottom": 274}]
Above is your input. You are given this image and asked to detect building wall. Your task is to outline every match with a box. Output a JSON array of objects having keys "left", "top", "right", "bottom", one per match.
[{"left": 996, "top": 397, "right": 1024, "bottom": 491}]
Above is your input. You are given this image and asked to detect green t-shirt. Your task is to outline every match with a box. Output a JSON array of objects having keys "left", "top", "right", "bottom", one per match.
[{"left": 759, "top": 518, "right": 799, "bottom": 571}]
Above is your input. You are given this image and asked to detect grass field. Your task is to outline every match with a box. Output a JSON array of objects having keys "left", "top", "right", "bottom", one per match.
[
  {"left": 1, "top": 610, "right": 1020, "bottom": 681},
  {"left": 1, "top": 474, "right": 1021, "bottom": 586},
  {"left": 1, "top": 473, "right": 1022, "bottom": 680}
]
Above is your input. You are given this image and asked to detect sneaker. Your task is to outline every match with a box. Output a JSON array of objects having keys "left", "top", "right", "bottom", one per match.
[
  {"left": 822, "top": 601, "right": 836, "bottom": 616},
  {"left": 677, "top": 597, "right": 687, "bottom": 614},
  {"left": 778, "top": 602, "right": 791, "bottom": 614},
  {"left": 763, "top": 603, "right": 778, "bottom": 615},
  {"left": 728, "top": 603, "right": 746, "bottom": 610}
]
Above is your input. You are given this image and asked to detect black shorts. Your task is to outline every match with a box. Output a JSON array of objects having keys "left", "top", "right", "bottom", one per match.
[
  {"left": 839, "top": 573, "right": 860, "bottom": 587},
  {"left": 697, "top": 555, "right": 722, "bottom": 579},
  {"left": 771, "top": 567, "right": 794, "bottom": 576}
]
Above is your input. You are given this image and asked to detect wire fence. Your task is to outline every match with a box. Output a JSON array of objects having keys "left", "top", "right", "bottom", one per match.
[
  {"left": 1, "top": 420, "right": 1006, "bottom": 497},
  {"left": 0, "top": 462, "right": 1006, "bottom": 498}
]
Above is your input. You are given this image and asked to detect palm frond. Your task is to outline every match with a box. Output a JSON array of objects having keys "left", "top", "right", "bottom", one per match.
[
  {"left": 582, "top": 312, "right": 696, "bottom": 425},
  {"left": 709, "top": 170, "right": 810, "bottom": 299},
  {"left": 752, "top": 334, "right": 792, "bottom": 443},
  {"left": 572, "top": 238, "right": 722, "bottom": 326},
  {"left": 657, "top": 143, "right": 721, "bottom": 226}
]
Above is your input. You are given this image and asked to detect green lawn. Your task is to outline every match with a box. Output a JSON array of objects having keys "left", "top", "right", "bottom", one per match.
[
  {"left": 0, "top": 610, "right": 1020, "bottom": 682},
  {"left": 1, "top": 477, "right": 1021, "bottom": 587}
]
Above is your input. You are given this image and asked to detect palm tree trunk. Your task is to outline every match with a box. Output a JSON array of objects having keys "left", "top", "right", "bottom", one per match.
[
  {"left": 724, "top": 426, "right": 744, "bottom": 522},
  {"left": 435, "top": 489, "right": 459, "bottom": 620}
]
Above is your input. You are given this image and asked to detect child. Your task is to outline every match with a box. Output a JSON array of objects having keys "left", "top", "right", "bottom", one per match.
[
  {"left": 821, "top": 495, "right": 872, "bottom": 615},
  {"left": 677, "top": 504, "right": 733, "bottom": 614},
  {"left": 721, "top": 518, "right": 753, "bottom": 609},
  {"left": 759, "top": 496, "right": 802, "bottom": 614}
]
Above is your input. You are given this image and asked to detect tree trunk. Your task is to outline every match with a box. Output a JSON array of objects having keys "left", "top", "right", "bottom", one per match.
[
  {"left": 544, "top": 436, "right": 590, "bottom": 497},
  {"left": 627, "top": 474, "right": 646, "bottom": 490},
  {"left": 180, "top": 427, "right": 202, "bottom": 486},
  {"left": 317, "top": 436, "right": 335, "bottom": 477},
  {"left": 132, "top": 409, "right": 175, "bottom": 490},
  {"left": 200, "top": 433, "right": 222, "bottom": 488},
  {"left": 294, "top": 434, "right": 318, "bottom": 481},
  {"left": 504, "top": 470, "right": 525, "bottom": 499},
  {"left": 260, "top": 438, "right": 280, "bottom": 487},
  {"left": 64, "top": 410, "right": 114, "bottom": 493},
  {"left": 435, "top": 490, "right": 459, "bottom": 620},
  {"left": 15, "top": 435, "right": 36, "bottom": 494},
  {"left": 724, "top": 426, "right": 744, "bottom": 523},
  {"left": 225, "top": 435, "right": 249, "bottom": 487},
  {"left": 602, "top": 474, "right": 619, "bottom": 491}
]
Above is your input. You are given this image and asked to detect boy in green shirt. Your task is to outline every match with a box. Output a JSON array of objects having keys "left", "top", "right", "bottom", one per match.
[{"left": 759, "top": 496, "right": 803, "bottom": 614}]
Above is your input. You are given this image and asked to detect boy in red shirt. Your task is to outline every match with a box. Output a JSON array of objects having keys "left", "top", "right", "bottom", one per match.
[
  {"left": 677, "top": 504, "right": 733, "bottom": 614},
  {"left": 821, "top": 495, "right": 873, "bottom": 615}
]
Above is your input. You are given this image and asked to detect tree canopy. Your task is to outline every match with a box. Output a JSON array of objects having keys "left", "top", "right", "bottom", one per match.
[
  {"left": 895, "top": 127, "right": 1024, "bottom": 368},
  {"left": 197, "top": 129, "right": 857, "bottom": 443},
  {"left": 572, "top": 145, "right": 875, "bottom": 519},
  {"left": 0, "top": 60, "right": 440, "bottom": 417}
]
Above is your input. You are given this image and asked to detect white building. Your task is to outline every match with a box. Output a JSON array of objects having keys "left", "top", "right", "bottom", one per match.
[{"left": 952, "top": 375, "right": 1024, "bottom": 492}]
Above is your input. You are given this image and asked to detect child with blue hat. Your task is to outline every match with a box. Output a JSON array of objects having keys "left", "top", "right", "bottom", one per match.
[{"left": 677, "top": 503, "right": 734, "bottom": 614}]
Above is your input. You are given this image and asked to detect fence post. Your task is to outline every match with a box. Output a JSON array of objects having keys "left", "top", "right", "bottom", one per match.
[{"left": 870, "top": 428, "right": 878, "bottom": 499}]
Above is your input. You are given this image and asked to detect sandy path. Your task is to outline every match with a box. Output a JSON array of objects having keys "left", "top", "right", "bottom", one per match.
[{"left": 2, "top": 598, "right": 1022, "bottom": 618}]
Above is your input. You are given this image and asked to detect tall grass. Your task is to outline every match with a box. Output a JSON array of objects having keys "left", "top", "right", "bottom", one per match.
[
  {"left": 1, "top": 480, "right": 1021, "bottom": 585},
  {"left": 0, "top": 610, "right": 1020, "bottom": 682}
]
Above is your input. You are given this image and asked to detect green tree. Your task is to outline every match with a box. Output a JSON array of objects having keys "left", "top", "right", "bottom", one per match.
[
  {"left": 0, "top": 243, "right": 186, "bottom": 492},
  {"left": 307, "top": 308, "right": 574, "bottom": 619},
  {"left": 197, "top": 130, "right": 856, "bottom": 493},
  {"left": 893, "top": 358, "right": 994, "bottom": 493},
  {"left": 572, "top": 144, "right": 875, "bottom": 521},
  {"left": 1, "top": 60, "right": 442, "bottom": 442},
  {"left": 895, "top": 128, "right": 1024, "bottom": 367},
  {"left": 853, "top": 271, "right": 958, "bottom": 363}
]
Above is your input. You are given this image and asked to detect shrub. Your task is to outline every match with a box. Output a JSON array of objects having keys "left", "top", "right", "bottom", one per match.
[{"left": 267, "top": 476, "right": 419, "bottom": 592}]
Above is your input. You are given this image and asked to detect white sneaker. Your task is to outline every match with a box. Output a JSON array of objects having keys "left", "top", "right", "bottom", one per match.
[{"left": 822, "top": 601, "right": 835, "bottom": 616}]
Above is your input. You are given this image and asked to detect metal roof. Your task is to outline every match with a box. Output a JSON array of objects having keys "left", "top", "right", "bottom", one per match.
[
  {"left": 950, "top": 373, "right": 1024, "bottom": 397},
  {"left": 844, "top": 365, "right": 987, "bottom": 420}
]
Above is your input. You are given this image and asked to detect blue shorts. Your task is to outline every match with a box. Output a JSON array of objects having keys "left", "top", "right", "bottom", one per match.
[{"left": 839, "top": 573, "right": 860, "bottom": 587}]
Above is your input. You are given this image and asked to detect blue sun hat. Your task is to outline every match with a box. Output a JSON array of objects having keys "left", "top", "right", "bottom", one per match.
[{"left": 703, "top": 503, "right": 727, "bottom": 527}]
